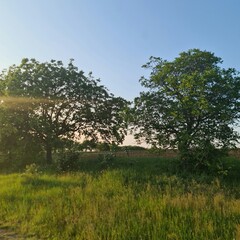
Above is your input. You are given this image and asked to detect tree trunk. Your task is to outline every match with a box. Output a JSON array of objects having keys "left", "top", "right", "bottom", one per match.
[
  {"left": 46, "top": 144, "right": 53, "bottom": 164},
  {"left": 178, "top": 139, "right": 191, "bottom": 169}
]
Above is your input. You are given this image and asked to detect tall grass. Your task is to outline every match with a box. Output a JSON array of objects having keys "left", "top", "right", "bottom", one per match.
[{"left": 0, "top": 157, "right": 240, "bottom": 239}]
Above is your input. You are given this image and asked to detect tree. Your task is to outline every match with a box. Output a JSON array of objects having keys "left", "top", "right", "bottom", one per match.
[
  {"left": 80, "top": 140, "right": 97, "bottom": 151},
  {"left": 96, "top": 142, "right": 110, "bottom": 152},
  {"left": 132, "top": 49, "right": 240, "bottom": 170},
  {"left": 1, "top": 59, "right": 128, "bottom": 164},
  {"left": 0, "top": 103, "right": 43, "bottom": 168}
]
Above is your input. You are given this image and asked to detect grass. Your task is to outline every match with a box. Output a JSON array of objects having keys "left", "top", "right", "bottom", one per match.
[{"left": 0, "top": 156, "right": 240, "bottom": 239}]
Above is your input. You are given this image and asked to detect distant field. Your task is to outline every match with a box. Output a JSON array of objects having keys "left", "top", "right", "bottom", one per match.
[
  {"left": 82, "top": 148, "right": 240, "bottom": 159},
  {"left": 1, "top": 157, "right": 240, "bottom": 239}
]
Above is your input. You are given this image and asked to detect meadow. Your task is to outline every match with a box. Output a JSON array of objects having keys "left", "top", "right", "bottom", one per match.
[{"left": 1, "top": 155, "right": 240, "bottom": 239}]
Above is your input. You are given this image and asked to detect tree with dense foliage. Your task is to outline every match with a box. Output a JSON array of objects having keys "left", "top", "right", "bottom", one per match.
[
  {"left": 0, "top": 59, "right": 128, "bottom": 164},
  {"left": 132, "top": 49, "right": 240, "bottom": 170},
  {"left": 80, "top": 139, "right": 97, "bottom": 151}
]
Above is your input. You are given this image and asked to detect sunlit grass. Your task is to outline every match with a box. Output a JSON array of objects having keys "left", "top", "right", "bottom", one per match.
[{"left": 0, "top": 158, "right": 240, "bottom": 239}]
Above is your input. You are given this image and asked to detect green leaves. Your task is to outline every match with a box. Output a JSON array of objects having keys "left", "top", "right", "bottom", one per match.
[
  {"left": 132, "top": 49, "right": 240, "bottom": 170},
  {"left": 0, "top": 59, "right": 128, "bottom": 164}
]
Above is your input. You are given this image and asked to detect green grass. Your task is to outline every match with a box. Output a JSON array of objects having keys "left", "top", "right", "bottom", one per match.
[{"left": 1, "top": 157, "right": 240, "bottom": 239}]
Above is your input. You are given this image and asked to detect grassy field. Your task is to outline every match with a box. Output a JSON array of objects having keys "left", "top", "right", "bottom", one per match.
[{"left": 1, "top": 156, "right": 240, "bottom": 239}]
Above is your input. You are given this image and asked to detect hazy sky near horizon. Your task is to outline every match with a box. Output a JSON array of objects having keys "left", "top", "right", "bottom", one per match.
[{"left": 1, "top": 0, "right": 240, "bottom": 101}]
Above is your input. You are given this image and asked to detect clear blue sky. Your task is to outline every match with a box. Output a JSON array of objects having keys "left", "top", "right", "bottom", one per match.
[
  {"left": 1, "top": 0, "right": 240, "bottom": 146},
  {"left": 1, "top": 0, "right": 240, "bottom": 102}
]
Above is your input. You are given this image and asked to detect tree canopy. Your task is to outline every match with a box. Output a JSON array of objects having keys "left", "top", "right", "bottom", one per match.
[
  {"left": 0, "top": 59, "right": 128, "bottom": 164},
  {"left": 132, "top": 49, "right": 240, "bottom": 169}
]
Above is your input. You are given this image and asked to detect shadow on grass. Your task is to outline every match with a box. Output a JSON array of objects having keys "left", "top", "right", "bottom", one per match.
[
  {"left": 77, "top": 155, "right": 240, "bottom": 188},
  {"left": 80, "top": 156, "right": 179, "bottom": 173},
  {"left": 21, "top": 175, "right": 87, "bottom": 190},
  {"left": 19, "top": 155, "right": 240, "bottom": 197}
]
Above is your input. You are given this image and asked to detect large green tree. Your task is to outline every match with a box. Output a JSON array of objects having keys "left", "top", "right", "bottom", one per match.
[
  {"left": 132, "top": 49, "right": 240, "bottom": 169},
  {"left": 0, "top": 59, "right": 128, "bottom": 164}
]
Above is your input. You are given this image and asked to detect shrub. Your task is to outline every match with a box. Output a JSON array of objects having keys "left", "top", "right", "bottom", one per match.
[
  {"left": 98, "top": 153, "right": 116, "bottom": 168},
  {"left": 24, "top": 163, "right": 40, "bottom": 175},
  {"left": 57, "top": 151, "right": 81, "bottom": 172}
]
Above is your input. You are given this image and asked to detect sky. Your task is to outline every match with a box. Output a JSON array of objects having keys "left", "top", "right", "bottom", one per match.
[{"left": 0, "top": 0, "right": 240, "bottom": 145}]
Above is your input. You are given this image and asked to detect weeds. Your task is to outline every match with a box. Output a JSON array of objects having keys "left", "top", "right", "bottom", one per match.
[{"left": 0, "top": 157, "right": 240, "bottom": 239}]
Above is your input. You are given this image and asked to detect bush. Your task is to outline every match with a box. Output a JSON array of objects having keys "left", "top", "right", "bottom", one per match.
[
  {"left": 98, "top": 153, "right": 116, "bottom": 169},
  {"left": 180, "top": 143, "right": 229, "bottom": 174},
  {"left": 24, "top": 163, "right": 41, "bottom": 175},
  {"left": 57, "top": 151, "right": 81, "bottom": 172}
]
